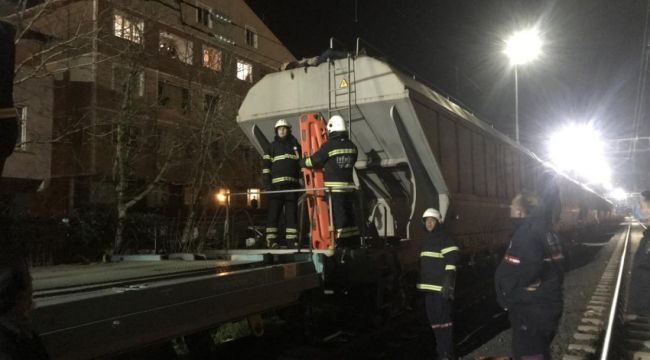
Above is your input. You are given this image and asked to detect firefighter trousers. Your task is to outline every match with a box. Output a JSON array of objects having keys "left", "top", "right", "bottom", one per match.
[
  {"left": 329, "top": 191, "right": 359, "bottom": 247},
  {"left": 425, "top": 292, "right": 454, "bottom": 359},
  {"left": 266, "top": 187, "right": 298, "bottom": 246}
]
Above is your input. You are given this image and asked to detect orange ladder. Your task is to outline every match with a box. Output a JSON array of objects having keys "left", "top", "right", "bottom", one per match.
[{"left": 299, "top": 113, "right": 333, "bottom": 250}]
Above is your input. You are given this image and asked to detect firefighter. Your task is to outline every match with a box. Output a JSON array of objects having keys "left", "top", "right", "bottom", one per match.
[
  {"left": 300, "top": 115, "right": 359, "bottom": 247},
  {"left": 262, "top": 119, "right": 302, "bottom": 248},
  {"left": 417, "top": 208, "right": 458, "bottom": 360},
  {"left": 628, "top": 190, "right": 650, "bottom": 316},
  {"left": 495, "top": 191, "right": 564, "bottom": 360},
  {"left": 0, "top": 20, "right": 17, "bottom": 177}
]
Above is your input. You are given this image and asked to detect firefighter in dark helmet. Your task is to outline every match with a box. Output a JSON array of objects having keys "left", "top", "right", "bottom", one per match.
[
  {"left": 262, "top": 119, "right": 302, "bottom": 248},
  {"left": 417, "top": 208, "right": 458, "bottom": 360},
  {"left": 300, "top": 115, "right": 359, "bottom": 247}
]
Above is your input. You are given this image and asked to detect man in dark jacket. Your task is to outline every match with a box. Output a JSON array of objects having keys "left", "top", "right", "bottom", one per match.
[
  {"left": 0, "top": 256, "right": 50, "bottom": 359},
  {"left": 262, "top": 119, "right": 302, "bottom": 248},
  {"left": 417, "top": 208, "right": 458, "bottom": 360},
  {"left": 629, "top": 190, "right": 650, "bottom": 316},
  {"left": 495, "top": 191, "right": 564, "bottom": 360},
  {"left": 300, "top": 115, "right": 359, "bottom": 247},
  {"left": 0, "top": 20, "right": 17, "bottom": 177}
]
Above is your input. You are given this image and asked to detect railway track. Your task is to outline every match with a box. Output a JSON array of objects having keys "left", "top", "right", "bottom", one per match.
[{"left": 563, "top": 221, "right": 649, "bottom": 360}]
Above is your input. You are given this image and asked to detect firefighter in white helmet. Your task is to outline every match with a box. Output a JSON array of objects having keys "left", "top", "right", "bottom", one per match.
[
  {"left": 261, "top": 119, "right": 302, "bottom": 248},
  {"left": 300, "top": 115, "right": 360, "bottom": 247},
  {"left": 417, "top": 208, "right": 458, "bottom": 360}
]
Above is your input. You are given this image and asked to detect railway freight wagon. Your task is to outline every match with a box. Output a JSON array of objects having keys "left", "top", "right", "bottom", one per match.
[{"left": 237, "top": 54, "right": 613, "bottom": 276}]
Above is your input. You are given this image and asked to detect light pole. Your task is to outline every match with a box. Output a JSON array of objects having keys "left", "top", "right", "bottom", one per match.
[{"left": 504, "top": 28, "right": 542, "bottom": 143}]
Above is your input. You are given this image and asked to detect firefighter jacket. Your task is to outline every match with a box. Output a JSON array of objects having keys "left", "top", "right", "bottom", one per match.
[
  {"left": 301, "top": 131, "right": 357, "bottom": 192},
  {"left": 417, "top": 228, "right": 459, "bottom": 294},
  {"left": 262, "top": 133, "right": 302, "bottom": 189},
  {"left": 495, "top": 217, "right": 564, "bottom": 310}
]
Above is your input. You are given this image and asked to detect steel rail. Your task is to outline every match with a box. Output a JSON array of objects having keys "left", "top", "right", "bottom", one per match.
[{"left": 600, "top": 223, "right": 632, "bottom": 359}]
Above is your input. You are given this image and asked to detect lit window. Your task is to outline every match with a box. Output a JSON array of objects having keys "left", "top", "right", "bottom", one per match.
[
  {"left": 113, "top": 11, "right": 144, "bottom": 44},
  {"left": 236, "top": 60, "right": 253, "bottom": 82},
  {"left": 197, "top": 6, "right": 212, "bottom": 28},
  {"left": 159, "top": 31, "right": 193, "bottom": 65},
  {"left": 202, "top": 46, "right": 222, "bottom": 71},
  {"left": 245, "top": 26, "right": 258, "bottom": 48},
  {"left": 112, "top": 66, "right": 145, "bottom": 97},
  {"left": 15, "top": 107, "right": 27, "bottom": 151}
]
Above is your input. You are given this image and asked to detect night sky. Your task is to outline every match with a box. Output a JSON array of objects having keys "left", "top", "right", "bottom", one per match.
[
  {"left": 4, "top": 1, "right": 647, "bottom": 189},
  {"left": 245, "top": 0, "right": 648, "bottom": 189}
]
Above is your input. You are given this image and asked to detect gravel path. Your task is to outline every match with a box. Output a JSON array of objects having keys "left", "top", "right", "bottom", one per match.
[{"left": 465, "top": 227, "right": 622, "bottom": 359}]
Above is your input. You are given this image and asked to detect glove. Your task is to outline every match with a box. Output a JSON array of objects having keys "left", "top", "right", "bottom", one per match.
[{"left": 442, "top": 271, "right": 456, "bottom": 300}]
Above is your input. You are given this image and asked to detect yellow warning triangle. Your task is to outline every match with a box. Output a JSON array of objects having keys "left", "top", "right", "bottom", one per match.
[{"left": 339, "top": 79, "right": 348, "bottom": 88}]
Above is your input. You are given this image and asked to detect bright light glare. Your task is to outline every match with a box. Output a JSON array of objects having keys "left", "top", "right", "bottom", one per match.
[
  {"left": 548, "top": 123, "right": 612, "bottom": 187},
  {"left": 608, "top": 188, "right": 628, "bottom": 201},
  {"left": 504, "top": 28, "right": 542, "bottom": 65},
  {"left": 214, "top": 188, "right": 230, "bottom": 205}
]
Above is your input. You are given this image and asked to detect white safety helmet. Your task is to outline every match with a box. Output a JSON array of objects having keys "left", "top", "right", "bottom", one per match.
[
  {"left": 422, "top": 208, "right": 442, "bottom": 222},
  {"left": 274, "top": 119, "right": 291, "bottom": 129},
  {"left": 326, "top": 115, "right": 346, "bottom": 133}
]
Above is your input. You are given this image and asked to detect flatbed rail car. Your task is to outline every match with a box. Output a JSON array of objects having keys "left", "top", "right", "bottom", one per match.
[
  {"left": 30, "top": 252, "right": 320, "bottom": 359},
  {"left": 238, "top": 54, "right": 615, "bottom": 283}
]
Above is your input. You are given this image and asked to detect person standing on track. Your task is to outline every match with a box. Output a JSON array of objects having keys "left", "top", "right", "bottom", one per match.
[
  {"left": 262, "top": 119, "right": 302, "bottom": 248},
  {"left": 629, "top": 190, "right": 650, "bottom": 316},
  {"left": 300, "top": 115, "right": 359, "bottom": 248},
  {"left": 495, "top": 191, "right": 564, "bottom": 360},
  {"left": 417, "top": 208, "right": 458, "bottom": 360}
]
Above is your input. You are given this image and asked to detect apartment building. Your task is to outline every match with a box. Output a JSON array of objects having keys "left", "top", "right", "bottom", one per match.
[{"left": 2, "top": 0, "right": 295, "bottom": 215}]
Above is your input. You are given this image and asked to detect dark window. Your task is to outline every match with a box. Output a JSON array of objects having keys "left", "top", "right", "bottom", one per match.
[
  {"left": 197, "top": 7, "right": 212, "bottom": 28},
  {"left": 158, "top": 81, "right": 190, "bottom": 112},
  {"left": 245, "top": 26, "right": 258, "bottom": 48},
  {"left": 204, "top": 94, "right": 219, "bottom": 113}
]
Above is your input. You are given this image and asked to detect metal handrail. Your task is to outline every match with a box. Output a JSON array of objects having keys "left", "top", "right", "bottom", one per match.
[
  {"left": 224, "top": 186, "right": 358, "bottom": 249},
  {"left": 600, "top": 223, "right": 632, "bottom": 359},
  {"left": 228, "top": 186, "right": 357, "bottom": 197}
]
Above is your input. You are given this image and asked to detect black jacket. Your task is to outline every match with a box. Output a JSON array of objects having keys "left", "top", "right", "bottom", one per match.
[
  {"left": 0, "top": 314, "right": 50, "bottom": 360},
  {"left": 262, "top": 133, "right": 302, "bottom": 189},
  {"left": 301, "top": 131, "right": 357, "bottom": 191},
  {"left": 495, "top": 217, "right": 564, "bottom": 309},
  {"left": 417, "top": 228, "right": 458, "bottom": 293},
  {"left": 629, "top": 228, "right": 650, "bottom": 314}
]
